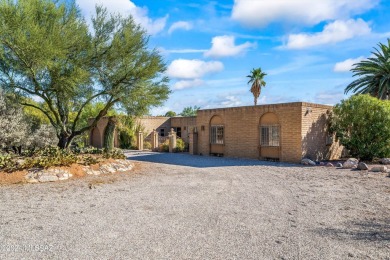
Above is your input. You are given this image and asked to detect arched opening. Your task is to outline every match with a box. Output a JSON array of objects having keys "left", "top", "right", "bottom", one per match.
[
  {"left": 90, "top": 127, "right": 102, "bottom": 148},
  {"left": 209, "top": 115, "right": 224, "bottom": 156},
  {"left": 259, "top": 112, "right": 280, "bottom": 160}
]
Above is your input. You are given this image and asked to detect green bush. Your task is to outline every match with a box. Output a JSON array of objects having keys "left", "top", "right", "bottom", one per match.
[
  {"left": 23, "top": 146, "right": 78, "bottom": 168},
  {"left": 82, "top": 155, "right": 100, "bottom": 166},
  {"left": 80, "top": 146, "right": 104, "bottom": 155},
  {"left": 0, "top": 153, "right": 17, "bottom": 172},
  {"left": 144, "top": 141, "right": 152, "bottom": 150},
  {"left": 159, "top": 140, "right": 169, "bottom": 152},
  {"left": 330, "top": 94, "right": 390, "bottom": 160},
  {"left": 175, "top": 138, "right": 187, "bottom": 152},
  {"left": 103, "top": 148, "right": 126, "bottom": 160}
]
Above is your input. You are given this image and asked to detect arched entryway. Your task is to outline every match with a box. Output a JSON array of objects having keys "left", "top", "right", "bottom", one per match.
[
  {"left": 90, "top": 127, "right": 102, "bottom": 148},
  {"left": 209, "top": 115, "right": 224, "bottom": 156},
  {"left": 259, "top": 112, "right": 280, "bottom": 160}
]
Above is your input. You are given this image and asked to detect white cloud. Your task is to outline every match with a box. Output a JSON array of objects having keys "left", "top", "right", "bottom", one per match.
[
  {"left": 218, "top": 95, "right": 242, "bottom": 107},
  {"left": 333, "top": 56, "right": 365, "bottom": 72},
  {"left": 204, "top": 35, "right": 256, "bottom": 58},
  {"left": 76, "top": 0, "right": 167, "bottom": 35},
  {"left": 173, "top": 79, "right": 205, "bottom": 90},
  {"left": 231, "top": 0, "right": 378, "bottom": 27},
  {"left": 286, "top": 19, "right": 371, "bottom": 49},
  {"left": 166, "top": 59, "right": 224, "bottom": 79},
  {"left": 168, "top": 21, "right": 192, "bottom": 34},
  {"left": 313, "top": 91, "right": 345, "bottom": 105}
]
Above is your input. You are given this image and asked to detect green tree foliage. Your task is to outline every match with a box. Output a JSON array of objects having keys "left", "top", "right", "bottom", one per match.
[
  {"left": 180, "top": 106, "right": 200, "bottom": 117},
  {"left": 330, "top": 94, "right": 390, "bottom": 160},
  {"left": 0, "top": 0, "right": 170, "bottom": 149},
  {"left": 247, "top": 68, "right": 267, "bottom": 105},
  {"left": 164, "top": 111, "right": 176, "bottom": 117},
  {"left": 345, "top": 39, "right": 390, "bottom": 100},
  {"left": 117, "top": 115, "right": 136, "bottom": 149}
]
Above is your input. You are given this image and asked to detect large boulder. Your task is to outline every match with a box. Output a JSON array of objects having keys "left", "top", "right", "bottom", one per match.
[
  {"left": 380, "top": 158, "right": 390, "bottom": 165},
  {"left": 301, "top": 158, "right": 316, "bottom": 166},
  {"left": 357, "top": 162, "right": 369, "bottom": 170},
  {"left": 342, "top": 158, "right": 359, "bottom": 169},
  {"left": 371, "top": 166, "right": 388, "bottom": 173}
]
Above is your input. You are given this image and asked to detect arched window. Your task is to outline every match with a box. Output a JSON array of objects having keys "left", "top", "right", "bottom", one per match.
[
  {"left": 210, "top": 115, "right": 224, "bottom": 144},
  {"left": 260, "top": 113, "right": 280, "bottom": 147}
]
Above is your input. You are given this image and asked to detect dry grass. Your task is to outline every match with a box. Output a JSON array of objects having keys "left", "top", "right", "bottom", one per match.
[{"left": 0, "top": 170, "right": 28, "bottom": 185}]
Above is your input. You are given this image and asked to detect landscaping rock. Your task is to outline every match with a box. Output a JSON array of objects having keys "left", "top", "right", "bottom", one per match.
[
  {"left": 326, "top": 163, "right": 334, "bottom": 167},
  {"left": 38, "top": 174, "right": 59, "bottom": 182},
  {"left": 342, "top": 158, "right": 359, "bottom": 169},
  {"left": 380, "top": 158, "right": 390, "bottom": 165},
  {"left": 301, "top": 158, "right": 316, "bottom": 166},
  {"left": 319, "top": 162, "right": 325, "bottom": 166},
  {"left": 371, "top": 166, "right": 388, "bottom": 173},
  {"left": 84, "top": 160, "right": 134, "bottom": 176},
  {"left": 357, "top": 162, "right": 369, "bottom": 170},
  {"left": 57, "top": 172, "right": 73, "bottom": 181},
  {"left": 336, "top": 163, "right": 343, "bottom": 167},
  {"left": 25, "top": 160, "right": 134, "bottom": 183}
]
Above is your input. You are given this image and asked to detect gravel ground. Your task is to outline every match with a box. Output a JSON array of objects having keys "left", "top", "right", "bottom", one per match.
[{"left": 0, "top": 151, "right": 389, "bottom": 260}]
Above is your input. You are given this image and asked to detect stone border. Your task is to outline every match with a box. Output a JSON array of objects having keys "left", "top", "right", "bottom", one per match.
[{"left": 25, "top": 160, "right": 134, "bottom": 183}]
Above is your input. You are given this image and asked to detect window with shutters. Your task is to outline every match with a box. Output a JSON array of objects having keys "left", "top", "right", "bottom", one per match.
[{"left": 260, "top": 125, "right": 280, "bottom": 146}]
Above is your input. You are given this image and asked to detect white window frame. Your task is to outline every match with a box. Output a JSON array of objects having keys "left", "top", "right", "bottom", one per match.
[
  {"left": 260, "top": 125, "right": 280, "bottom": 147},
  {"left": 210, "top": 125, "right": 224, "bottom": 144}
]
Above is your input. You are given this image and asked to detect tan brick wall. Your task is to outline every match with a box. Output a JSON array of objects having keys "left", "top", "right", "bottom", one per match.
[
  {"left": 171, "top": 116, "right": 196, "bottom": 143},
  {"left": 196, "top": 103, "right": 304, "bottom": 163},
  {"left": 136, "top": 117, "right": 171, "bottom": 137},
  {"left": 301, "top": 103, "right": 343, "bottom": 160}
]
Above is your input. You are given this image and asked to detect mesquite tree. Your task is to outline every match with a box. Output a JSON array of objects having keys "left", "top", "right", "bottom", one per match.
[{"left": 0, "top": 0, "right": 170, "bottom": 148}]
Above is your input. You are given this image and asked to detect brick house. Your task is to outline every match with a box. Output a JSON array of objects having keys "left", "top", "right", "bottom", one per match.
[
  {"left": 89, "top": 102, "right": 343, "bottom": 163},
  {"left": 194, "top": 102, "right": 342, "bottom": 162}
]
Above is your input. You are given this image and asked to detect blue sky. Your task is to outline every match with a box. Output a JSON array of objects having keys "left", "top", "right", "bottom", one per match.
[{"left": 76, "top": 0, "right": 390, "bottom": 115}]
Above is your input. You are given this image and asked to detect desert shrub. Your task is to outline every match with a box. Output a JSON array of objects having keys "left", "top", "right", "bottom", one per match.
[
  {"left": 330, "top": 94, "right": 390, "bottom": 160},
  {"left": 80, "top": 146, "right": 104, "bottom": 155},
  {"left": 175, "top": 138, "right": 187, "bottom": 152},
  {"left": 144, "top": 141, "right": 152, "bottom": 150},
  {"left": 82, "top": 155, "right": 100, "bottom": 166},
  {"left": 23, "top": 146, "right": 78, "bottom": 168},
  {"left": 0, "top": 153, "right": 17, "bottom": 171},
  {"left": 119, "top": 130, "right": 134, "bottom": 149},
  {"left": 159, "top": 139, "right": 169, "bottom": 152},
  {"left": 103, "top": 148, "right": 126, "bottom": 160}
]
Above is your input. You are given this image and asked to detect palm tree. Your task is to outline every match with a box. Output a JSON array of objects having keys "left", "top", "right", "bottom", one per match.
[
  {"left": 247, "top": 68, "right": 267, "bottom": 105},
  {"left": 345, "top": 39, "right": 390, "bottom": 100}
]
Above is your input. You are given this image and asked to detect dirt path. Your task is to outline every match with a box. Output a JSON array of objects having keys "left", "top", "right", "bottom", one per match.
[{"left": 0, "top": 152, "right": 389, "bottom": 259}]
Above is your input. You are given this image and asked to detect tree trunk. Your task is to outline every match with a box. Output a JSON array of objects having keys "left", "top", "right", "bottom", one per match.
[{"left": 57, "top": 133, "right": 70, "bottom": 149}]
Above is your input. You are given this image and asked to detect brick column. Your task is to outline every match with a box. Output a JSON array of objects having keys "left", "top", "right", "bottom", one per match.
[
  {"left": 137, "top": 131, "right": 144, "bottom": 151},
  {"left": 151, "top": 129, "right": 159, "bottom": 151},
  {"left": 189, "top": 132, "right": 198, "bottom": 155},
  {"left": 168, "top": 128, "right": 176, "bottom": 153}
]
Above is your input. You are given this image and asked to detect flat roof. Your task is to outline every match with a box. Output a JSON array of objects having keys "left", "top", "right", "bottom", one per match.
[{"left": 199, "top": 101, "right": 333, "bottom": 112}]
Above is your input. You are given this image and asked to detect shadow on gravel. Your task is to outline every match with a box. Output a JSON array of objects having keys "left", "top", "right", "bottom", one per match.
[
  {"left": 314, "top": 219, "right": 390, "bottom": 242},
  {"left": 124, "top": 150, "right": 301, "bottom": 168}
]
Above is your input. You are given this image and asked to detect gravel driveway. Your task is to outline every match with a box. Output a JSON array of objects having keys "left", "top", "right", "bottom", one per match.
[{"left": 0, "top": 151, "right": 389, "bottom": 259}]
